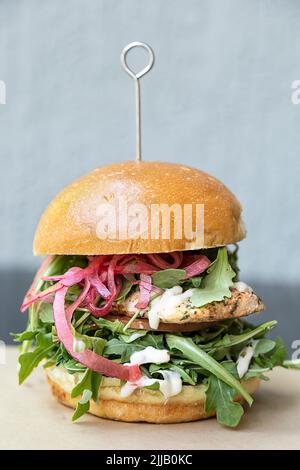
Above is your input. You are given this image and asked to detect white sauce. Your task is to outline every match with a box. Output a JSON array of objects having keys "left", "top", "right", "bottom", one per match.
[
  {"left": 72, "top": 337, "right": 86, "bottom": 353},
  {"left": 147, "top": 286, "right": 196, "bottom": 329},
  {"left": 233, "top": 281, "right": 253, "bottom": 294},
  {"left": 120, "top": 346, "right": 182, "bottom": 399},
  {"left": 120, "top": 370, "right": 182, "bottom": 399},
  {"left": 158, "top": 370, "right": 182, "bottom": 398},
  {"left": 236, "top": 345, "right": 255, "bottom": 378},
  {"left": 120, "top": 376, "right": 158, "bottom": 398},
  {"left": 129, "top": 346, "right": 170, "bottom": 365}
]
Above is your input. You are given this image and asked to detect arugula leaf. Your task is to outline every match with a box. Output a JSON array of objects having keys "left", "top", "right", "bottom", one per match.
[
  {"left": 166, "top": 334, "right": 253, "bottom": 405},
  {"left": 73, "top": 330, "right": 107, "bottom": 355},
  {"left": 268, "top": 337, "right": 287, "bottom": 366},
  {"left": 46, "top": 256, "right": 87, "bottom": 281},
  {"left": 205, "top": 361, "right": 244, "bottom": 427},
  {"left": 191, "top": 247, "right": 236, "bottom": 307},
  {"left": 244, "top": 365, "right": 271, "bottom": 381},
  {"left": 139, "top": 334, "right": 165, "bottom": 350},
  {"left": 63, "top": 359, "right": 86, "bottom": 374},
  {"left": 104, "top": 333, "right": 165, "bottom": 363},
  {"left": 227, "top": 244, "right": 239, "bottom": 281},
  {"left": 283, "top": 359, "right": 300, "bottom": 370},
  {"left": 119, "top": 330, "right": 147, "bottom": 343},
  {"left": 18, "top": 332, "right": 56, "bottom": 384},
  {"left": 255, "top": 337, "right": 286, "bottom": 369},
  {"left": 71, "top": 368, "right": 102, "bottom": 402},
  {"left": 90, "top": 371, "right": 102, "bottom": 402},
  {"left": 39, "top": 303, "right": 54, "bottom": 324},
  {"left": 71, "top": 369, "right": 91, "bottom": 398},
  {"left": 203, "top": 321, "right": 277, "bottom": 352},
  {"left": 116, "top": 278, "right": 134, "bottom": 302},
  {"left": 28, "top": 304, "right": 40, "bottom": 333},
  {"left": 244, "top": 337, "right": 287, "bottom": 380},
  {"left": 253, "top": 339, "right": 276, "bottom": 357},
  {"left": 190, "top": 276, "right": 202, "bottom": 288},
  {"left": 92, "top": 317, "right": 124, "bottom": 334},
  {"left": 104, "top": 338, "right": 134, "bottom": 361},
  {"left": 72, "top": 389, "right": 92, "bottom": 422},
  {"left": 152, "top": 269, "right": 186, "bottom": 289},
  {"left": 12, "top": 330, "right": 38, "bottom": 342},
  {"left": 181, "top": 276, "right": 203, "bottom": 290}
]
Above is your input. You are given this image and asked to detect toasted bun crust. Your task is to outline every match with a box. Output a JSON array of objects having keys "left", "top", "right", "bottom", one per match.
[
  {"left": 45, "top": 367, "right": 259, "bottom": 424},
  {"left": 34, "top": 161, "right": 246, "bottom": 255}
]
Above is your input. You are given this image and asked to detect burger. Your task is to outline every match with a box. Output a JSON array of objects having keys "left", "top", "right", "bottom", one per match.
[{"left": 17, "top": 160, "right": 292, "bottom": 427}]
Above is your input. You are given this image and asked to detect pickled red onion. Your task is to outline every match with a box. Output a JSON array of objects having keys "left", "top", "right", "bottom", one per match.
[
  {"left": 135, "top": 274, "right": 152, "bottom": 309},
  {"left": 21, "top": 252, "right": 211, "bottom": 314},
  {"left": 21, "top": 255, "right": 54, "bottom": 311},
  {"left": 184, "top": 255, "right": 210, "bottom": 278},
  {"left": 53, "top": 286, "right": 141, "bottom": 382},
  {"left": 146, "top": 252, "right": 183, "bottom": 269}
]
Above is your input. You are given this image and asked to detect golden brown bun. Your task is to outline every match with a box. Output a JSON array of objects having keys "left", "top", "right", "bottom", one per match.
[
  {"left": 45, "top": 367, "right": 259, "bottom": 424},
  {"left": 34, "top": 161, "right": 246, "bottom": 255}
]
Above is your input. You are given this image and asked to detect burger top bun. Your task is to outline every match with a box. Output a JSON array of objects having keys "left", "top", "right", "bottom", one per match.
[{"left": 34, "top": 161, "right": 246, "bottom": 255}]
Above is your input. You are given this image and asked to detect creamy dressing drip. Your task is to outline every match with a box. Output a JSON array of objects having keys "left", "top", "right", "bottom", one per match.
[
  {"left": 233, "top": 281, "right": 253, "bottom": 294},
  {"left": 147, "top": 286, "right": 196, "bottom": 329},
  {"left": 158, "top": 370, "right": 182, "bottom": 398},
  {"left": 129, "top": 346, "right": 170, "bottom": 365},
  {"left": 120, "top": 346, "right": 182, "bottom": 399},
  {"left": 236, "top": 344, "right": 256, "bottom": 378},
  {"left": 72, "top": 337, "right": 86, "bottom": 353},
  {"left": 120, "top": 370, "right": 182, "bottom": 399}
]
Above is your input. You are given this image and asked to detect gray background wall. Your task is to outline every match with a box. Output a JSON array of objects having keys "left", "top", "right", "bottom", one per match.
[{"left": 0, "top": 0, "right": 299, "bottom": 350}]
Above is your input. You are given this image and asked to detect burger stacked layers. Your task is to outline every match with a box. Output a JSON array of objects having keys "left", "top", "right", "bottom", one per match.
[{"left": 16, "top": 162, "right": 292, "bottom": 427}]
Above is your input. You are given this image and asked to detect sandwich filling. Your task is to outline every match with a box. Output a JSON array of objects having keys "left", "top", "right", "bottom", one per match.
[{"left": 16, "top": 246, "right": 296, "bottom": 427}]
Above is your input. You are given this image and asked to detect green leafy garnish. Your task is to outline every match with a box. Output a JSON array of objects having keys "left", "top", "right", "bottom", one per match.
[
  {"left": 205, "top": 361, "right": 244, "bottom": 427},
  {"left": 152, "top": 269, "right": 186, "bottom": 288},
  {"left": 104, "top": 333, "right": 165, "bottom": 363},
  {"left": 253, "top": 339, "right": 276, "bottom": 356},
  {"left": 254, "top": 337, "right": 286, "bottom": 369},
  {"left": 72, "top": 389, "right": 92, "bottom": 422},
  {"left": 15, "top": 253, "right": 297, "bottom": 427},
  {"left": 18, "top": 332, "right": 55, "bottom": 384},
  {"left": 119, "top": 330, "right": 147, "bottom": 343},
  {"left": 12, "top": 330, "right": 38, "bottom": 342},
  {"left": 166, "top": 334, "right": 253, "bottom": 406},
  {"left": 283, "top": 359, "right": 300, "bottom": 370},
  {"left": 203, "top": 321, "right": 277, "bottom": 352},
  {"left": 191, "top": 247, "right": 235, "bottom": 307},
  {"left": 63, "top": 359, "right": 87, "bottom": 374},
  {"left": 227, "top": 244, "right": 239, "bottom": 281},
  {"left": 71, "top": 368, "right": 102, "bottom": 402},
  {"left": 92, "top": 316, "right": 124, "bottom": 334},
  {"left": 116, "top": 278, "right": 134, "bottom": 303},
  {"left": 39, "top": 303, "right": 54, "bottom": 324}
]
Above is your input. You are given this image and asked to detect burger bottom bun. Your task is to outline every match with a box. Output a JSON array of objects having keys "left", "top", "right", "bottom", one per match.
[{"left": 45, "top": 367, "right": 260, "bottom": 424}]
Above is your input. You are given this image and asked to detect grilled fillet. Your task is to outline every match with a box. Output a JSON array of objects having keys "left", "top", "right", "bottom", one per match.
[{"left": 112, "top": 288, "right": 265, "bottom": 325}]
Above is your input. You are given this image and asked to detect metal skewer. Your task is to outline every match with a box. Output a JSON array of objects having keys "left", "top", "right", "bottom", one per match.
[{"left": 121, "top": 42, "right": 155, "bottom": 162}]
